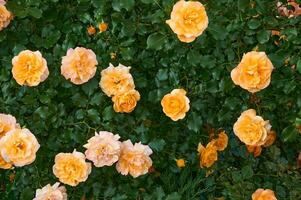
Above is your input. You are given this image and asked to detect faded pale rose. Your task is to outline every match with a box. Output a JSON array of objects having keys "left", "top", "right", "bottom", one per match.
[
  {"left": 231, "top": 51, "right": 274, "bottom": 93},
  {"left": 84, "top": 131, "right": 121, "bottom": 167},
  {"left": 33, "top": 182, "right": 67, "bottom": 200},
  {"left": 0, "top": 113, "right": 19, "bottom": 138},
  {"left": 12, "top": 50, "right": 49, "bottom": 86},
  {"left": 116, "top": 140, "right": 153, "bottom": 178},
  {"left": 61, "top": 47, "right": 98, "bottom": 85},
  {"left": 53, "top": 150, "right": 91, "bottom": 186},
  {"left": 166, "top": 0, "right": 209, "bottom": 43},
  {"left": 0, "top": 128, "right": 40, "bottom": 167}
]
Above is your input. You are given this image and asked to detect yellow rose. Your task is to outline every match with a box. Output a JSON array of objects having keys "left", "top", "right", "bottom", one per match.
[
  {"left": 33, "top": 182, "right": 67, "bottom": 200},
  {"left": 98, "top": 22, "right": 108, "bottom": 32},
  {"left": 116, "top": 140, "right": 153, "bottom": 178},
  {"left": 233, "top": 109, "right": 271, "bottom": 146},
  {"left": 211, "top": 131, "right": 228, "bottom": 151},
  {"left": 252, "top": 189, "right": 277, "bottom": 200},
  {"left": 100, "top": 63, "right": 135, "bottom": 97},
  {"left": 84, "top": 131, "right": 121, "bottom": 167},
  {"left": 231, "top": 51, "right": 274, "bottom": 93},
  {"left": 61, "top": 47, "right": 98, "bottom": 84},
  {"left": 161, "top": 89, "right": 190, "bottom": 121},
  {"left": 166, "top": 0, "right": 209, "bottom": 43},
  {"left": 0, "top": 3, "right": 12, "bottom": 31},
  {"left": 0, "top": 128, "right": 40, "bottom": 167},
  {"left": 112, "top": 89, "right": 140, "bottom": 113},
  {"left": 53, "top": 150, "right": 92, "bottom": 186},
  {"left": 0, "top": 113, "right": 19, "bottom": 138},
  {"left": 246, "top": 145, "right": 262, "bottom": 157},
  {"left": 197, "top": 142, "right": 218, "bottom": 168},
  {"left": 12, "top": 50, "right": 49, "bottom": 86}
]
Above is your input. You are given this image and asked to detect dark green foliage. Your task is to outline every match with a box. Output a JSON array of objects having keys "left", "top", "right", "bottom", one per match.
[{"left": 0, "top": 0, "right": 301, "bottom": 199}]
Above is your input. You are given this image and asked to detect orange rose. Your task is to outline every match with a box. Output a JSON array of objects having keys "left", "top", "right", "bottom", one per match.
[
  {"left": 176, "top": 158, "right": 186, "bottom": 168},
  {"left": 12, "top": 50, "right": 49, "bottom": 86},
  {"left": 53, "top": 150, "right": 92, "bottom": 186},
  {"left": 166, "top": 0, "right": 208, "bottom": 43},
  {"left": 233, "top": 109, "right": 271, "bottom": 146},
  {"left": 211, "top": 131, "right": 228, "bottom": 151},
  {"left": 100, "top": 63, "right": 135, "bottom": 97},
  {"left": 98, "top": 22, "right": 108, "bottom": 32},
  {"left": 197, "top": 142, "right": 218, "bottom": 168},
  {"left": 87, "top": 25, "right": 96, "bottom": 35},
  {"left": 0, "top": 128, "right": 40, "bottom": 167},
  {"left": 0, "top": 2, "right": 12, "bottom": 31},
  {"left": 116, "top": 140, "right": 153, "bottom": 178},
  {"left": 61, "top": 47, "right": 98, "bottom": 85},
  {"left": 263, "top": 130, "right": 276, "bottom": 147},
  {"left": 34, "top": 182, "right": 67, "bottom": 200},
  {"left": 0, "top": 113, "right": 19, "bottom": 138},
  {"left": 112, "top": 89, "right": 140, "bottom": 113},
  {"left": 161, "top": 89, "right": 190, "bottom": 121},
  {"left": 246, "top": 145, "right": 262, "bottom": 157},
  {"left": 231, "top": 51, "right": 274, "bottom": 93},
  {"left": 252, "top": 189, "right": 277, "bottom": 200}
]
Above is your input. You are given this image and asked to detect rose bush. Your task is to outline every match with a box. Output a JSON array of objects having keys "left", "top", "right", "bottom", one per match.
[{"left": 0, "top": 0, "right": 301, "bottom": 199}]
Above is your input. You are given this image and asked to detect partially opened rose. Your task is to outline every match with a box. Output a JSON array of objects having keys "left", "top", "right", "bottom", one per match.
[
  {"left": 33, "top": 182, "right": 67, "bottom": 200},
  {"left": 211, "top": 131, "right": 228, "bottom": 151},
  {"left": 116, "top": 140, "right": 153, "bottom": 178},
  {"left": 166, "top": 0, "right": 208, "bottom": 43},
  {"left": 84, "top": 131, "right": 121, "bottom": 167},
  {"left": 53, "top": 150, "right": 91, "bottom": 186},
  {"left": 231, "top": 51, "right": 274, "bottom": 93},
  {"left": 61, "top": 47, "right": 98, "bottom": 84},
  {"left": 252, "top": 189, "right": 277, "bottom": 200},
  {"left": 197, "top": 142, "right": 218, "bottom": 168},
  {"left": 233, "top": 109, "right": 271, "bottom": 146},
  {"left": 0, "top": 128, "right": 40, "bottom": 167},
  {"left": 12, "top": 50, "right": 49, "bottom": 86},
  {"left": 112, "top": 89, "right": 140, "bottom": 113},
  {"left": 0, "top": 1, "right": 12, "bottom": 31},
  {"left": 100, "top": 63, "right": 135, "bottom": 97},
  {"left": 161, "top": 89, "right": 190, "bottom": 121}
]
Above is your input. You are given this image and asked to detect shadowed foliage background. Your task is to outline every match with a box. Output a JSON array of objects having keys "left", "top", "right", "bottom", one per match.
[{"left": 0, "top": 0, "right": 301, "bottom": 199}]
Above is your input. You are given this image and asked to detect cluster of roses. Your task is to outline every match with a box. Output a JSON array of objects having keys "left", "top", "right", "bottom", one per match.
[
  {"left": 0, "top": 0, "right": 12, "bottom": 31},
  {"left": 32, "top": 132, "right": 152, "bottom": 199},
  {"left": 11, "top": 47, "right": 141, "bottom": 114},
  {"left": 0, "top": 114, "right": 40, "bottom": 169}
]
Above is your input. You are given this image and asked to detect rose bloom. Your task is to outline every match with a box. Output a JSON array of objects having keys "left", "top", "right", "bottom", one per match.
[
  {"left": 116, "top": 140, "right": 153, "bottom": 178},
  {"left": 231, "top": 51, "right": 274, "bottom": 93},
  {"left": 246, "top": 145, "right": 262, "bottom": 157},
  {"left": 98, "top": 22, "right": 108, "bottom": 32},
  {"left": 53, "top": 150, "right": 92, "bottom": 186},
  {"left": 161, "top": 89, "right": 190, "bottom": 121},
  {"left": 33, "top": 182, "right": 67, "bottom": 200},
  {"left": 100, "top": 63, "right": 135, "bottom": 97},
  {"left": 61, "top": 47, "right": 98, "bottom": 85},
  {"left": 87, "top": 25, "right": 96, "bottom": 35},
  {"left": 263, "top": 130, "right": 276, "bottom": 147},
  {"left": 112, "top": 89, "right": 140, "bottom": 113},
  {"left": 233, "top": 109, "right": 271, "bottom": 146},
  {"left": 0, "top": 128, "right": 40, "bottom": 167},
  {"left": 12, "top": 50, "right": 49, "bottom": 86},
  {"left": 0, "top": 2, "right": 12, "bottom": 31},
  {"left": 0, "top": 113, "right": 19, "bottom": 138},
  {"left": 198, "top": 142, "right": 218, "bottom": 168},
  {"left": 212, "top": 131, "right": 228, "bottom": 151},
  {"left": 252, "top": 189, "right": 277, "bottom": 200},
  {"left": 166, "top": 0, "right": 208, "bottom": 43},
  {"left": 84, "top": 131, "right": 121, "bottom": 167},
  {"left": 176, "top": 158, "right": 186, "bottom": 168},
  {"left": 0, "top": 154, "right": 12, "bottom": 169}
]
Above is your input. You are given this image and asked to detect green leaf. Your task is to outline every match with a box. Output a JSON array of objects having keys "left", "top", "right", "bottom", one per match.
[
  {"left": 166, "top": 192, "right": 181, "bottom": 200},
  {"left": 27, "top": 7, "right": 43, "bottom": 18},
  {"left": 281, "top": 126, "right": 299, "bottom": 143},
  {"left": 147, "top": 33, "right": 166, "bottom": 50},
  {"left": 257, "top": 30, "right": 270, "bottom": 44},
  {"left": 149, "top": 139, "right": 166, "bottom": 152},
  {"left": 296, "top": 58, "right": 301, "bottom": 74},
  {"left": 112, "top": 0, "right": 135, "bottom": 11},
  {"left": 187, "top": 112, "right": 203, "bottom": 132}
]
